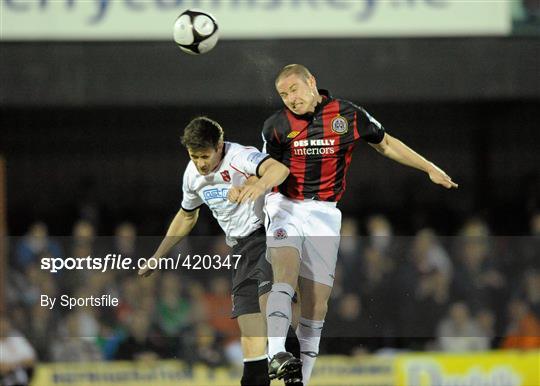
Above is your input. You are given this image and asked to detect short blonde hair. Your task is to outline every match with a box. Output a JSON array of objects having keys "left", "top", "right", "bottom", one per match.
[{"left": 275, "top": 64, "right": 313, "bottom": 85}]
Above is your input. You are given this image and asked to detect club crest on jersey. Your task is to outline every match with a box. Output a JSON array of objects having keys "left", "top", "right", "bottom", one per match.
[
  {"left": 287, "top": 131, "right": 300, "bottom": 139},
  {"left": 220, "top": 170, "right": 231, "bottom": 182},
  {"left": 331, "top": 115, "right": 348, "bottom": 135},
  {"left": 274, "top": 228, "right": 288, "bottom": 240}
]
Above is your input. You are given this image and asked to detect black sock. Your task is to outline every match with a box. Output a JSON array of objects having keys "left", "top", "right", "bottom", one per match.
[
  {"left": 285, "top": 325, "right": 300, "bottom": 358},
  {"left": 241, "top": 358, "right": 270, "bottom": 386}
]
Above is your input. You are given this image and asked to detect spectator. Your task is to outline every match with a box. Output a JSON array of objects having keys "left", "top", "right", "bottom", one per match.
[
  {"left": 452, "top": 219, "right": 506, "bottom": 318},
  {"left": 95, "top": 320, "right": 125, "bottom": 360},
  {"left": 356, "top": 246, "right": 397, "bottom": 347},
  {"left": 436, "top": 302, "right": 490, "bottom": 352},
  {"left": 14, "top": 222, "right": 62, "bottom": 272},
  {"left": 62, "top": 220, "right": 97, "bottom": 293},
  {"left": 524, "top": 269, "right": 540, "bottom": 316},
  {"left": 324, "top": 293, "right": 371, "bottom": 355},
  {"left": 28, "top": 303, "right": 60, "bottom": 361},
  {"left": 115, "top": 311, "right": 164, "bottom": 361},
  {"left": 116, "top": 276, "right": 141, "bottom": 325},
  {"left": 338, "top": 217, "right": 362, "bottom": 292},
  {"left": 366, "top": 215, "right": 394, "bottom": 256},
  {"left": 113, "top": 222, "right": 142, "bottom": 272},
  {"left": 501, "top": 298, "right": 540, "bottom": 350},
  {"left": 203, "top": 276, "right": 239, "bottom": 341},
  {"left": 156, "top": 272, "right": 193, "bottom": 336},
  {"left": 414, "top": 269, "right": 452, "bottom": 350},
  {"left": 396, "top": 229, "right": 452, "bottom": 349},
  {"left": 51, "top": 312, "right": 103, "bottom": 362},
  {"left": 202, "top": 276, "right": 241, "bottom": 363},
  {"left": 114, "top": 222, "right": 137, "bottom": 256},
  {"left": 184, "top": 323, "right": 227, "bottom": 368},
  {"left": 9, "top": 263, "right": 42, "bottom": 308},
  {"left": 70, "top": 219, "right": 96, "bottom": 258},
  {"left": 523, "top": 212, "right": 540, "bottom": 271},
  {"left": 476, "top": 308, "right": 497, "bottom": 349},
  {"left": 0, "top": 316, "right": 36, "bottom": 386}
]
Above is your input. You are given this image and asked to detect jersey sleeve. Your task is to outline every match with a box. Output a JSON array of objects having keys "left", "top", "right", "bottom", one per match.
[
  {"left": 230, "top": 147, "right": 272, "bottom": 178},
  {"left": 261, "top": 115, "right": 284, "bottom": 162},
  {"left": 181, "top": 168, "right": 203, "bottom": 212},
  {"left": 354, "top": 105, "right": 386, "bottom": 144}
]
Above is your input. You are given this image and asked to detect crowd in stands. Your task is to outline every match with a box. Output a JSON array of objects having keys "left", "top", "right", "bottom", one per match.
[{"left": 2, "top": 212, "right": 540, "bottom": 383}]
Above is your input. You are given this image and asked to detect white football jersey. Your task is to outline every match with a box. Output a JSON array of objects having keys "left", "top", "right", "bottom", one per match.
[{"left": 181, "top": 142, "right": 271, "bottom": 246}]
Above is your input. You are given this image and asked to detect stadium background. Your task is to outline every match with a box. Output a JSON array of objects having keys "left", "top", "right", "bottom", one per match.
[{"left": 1, "top": 1, "right": 539, "bottom": 385}]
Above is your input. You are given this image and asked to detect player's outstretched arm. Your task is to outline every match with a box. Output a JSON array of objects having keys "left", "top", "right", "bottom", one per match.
[
  {"left": 369, "top": 133, "right": 458, "bottom": 189},
  {"left": 138, "top": 208, "right": 199, "bottom": 277},
  {"left": 235, "top": 159, "right": 289, "bottom": 204}
]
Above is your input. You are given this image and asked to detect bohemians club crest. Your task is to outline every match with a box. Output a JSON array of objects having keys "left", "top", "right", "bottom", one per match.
[{"left": 331, "top": 115, "right": 348, "bottom": 135}]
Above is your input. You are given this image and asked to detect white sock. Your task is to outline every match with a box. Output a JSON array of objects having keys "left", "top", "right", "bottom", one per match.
[
  {"left": 266, "top": 282, "right": 295, "bottom": 358},
  {"left": 296, "top": 317, "right": 324, "bottom": 385}
]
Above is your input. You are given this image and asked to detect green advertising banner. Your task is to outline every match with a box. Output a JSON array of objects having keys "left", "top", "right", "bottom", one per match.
[{"left": 1, "top": 0, "right": 511, "bottom": 40}]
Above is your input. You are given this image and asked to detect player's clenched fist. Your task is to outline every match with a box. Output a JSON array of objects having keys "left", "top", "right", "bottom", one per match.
[
  {"left": 237, "top": 184, "right": 266, "bottom": 203},
  {"left": 228, "top": 176, "right": 260, "bottom": 203},
  {"left": 228, "top": 186, "right": 243, "bottom": 203}
]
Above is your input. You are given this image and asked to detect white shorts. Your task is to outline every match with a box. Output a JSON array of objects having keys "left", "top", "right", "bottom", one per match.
[{"left": 264, "top": 192, "right": 342, "bottom": 287}]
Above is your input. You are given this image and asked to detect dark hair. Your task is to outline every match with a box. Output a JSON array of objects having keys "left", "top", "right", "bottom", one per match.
[{"left": 181, "top": 116, "right": 224, "bottom": 150}]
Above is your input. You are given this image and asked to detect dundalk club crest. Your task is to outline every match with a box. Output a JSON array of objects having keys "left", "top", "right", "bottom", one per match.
[{"left": 220, "top": 170, "right": 231, "bottom": 182}]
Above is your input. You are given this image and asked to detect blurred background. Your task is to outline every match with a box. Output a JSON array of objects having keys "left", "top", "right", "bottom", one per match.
[{"left": 1, "top": 1, "right": 539, "bottom": 385}]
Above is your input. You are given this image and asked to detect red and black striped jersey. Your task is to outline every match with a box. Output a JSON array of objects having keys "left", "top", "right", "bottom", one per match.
[{"left": 262, "top": 90, "right": 385, "bottom": 202}]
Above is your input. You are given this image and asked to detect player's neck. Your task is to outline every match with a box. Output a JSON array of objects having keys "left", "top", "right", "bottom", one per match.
[{"left": 308, "top": 95, "right": 323, "bottom": 113}]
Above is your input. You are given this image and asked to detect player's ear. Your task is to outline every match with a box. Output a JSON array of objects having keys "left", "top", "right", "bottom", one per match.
[
  {"left": 307, "top": 75, "right": 317, "bottom": 90},
  {"left": 216, "top": 139, "right": 224, "bottom": 153}
]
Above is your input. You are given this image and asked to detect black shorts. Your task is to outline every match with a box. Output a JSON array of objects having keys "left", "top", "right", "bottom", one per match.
[{"left": 231, "top": 227, "right": 273, "bottom": 318}]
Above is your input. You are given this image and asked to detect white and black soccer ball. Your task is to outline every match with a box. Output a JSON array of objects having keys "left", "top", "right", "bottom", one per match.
[{"left": 173, "top": 9, "right": 219, "bottom": 55}]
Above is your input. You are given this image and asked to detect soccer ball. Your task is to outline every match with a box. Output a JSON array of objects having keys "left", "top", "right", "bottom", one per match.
[{"left": 173, "top": 9, "right": 219, "bottom": 55}]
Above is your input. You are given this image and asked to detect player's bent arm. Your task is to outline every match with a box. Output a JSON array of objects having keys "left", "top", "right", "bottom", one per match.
[
  {"left": 255, "top": 158, "right": 289, "bottom": 190},
  {"left": 235, "top": 158, "right": 289, "bottom": 204},
  {"left": 139, "top": 208, "right": 199, "bottom": 276},
  {"left": 370, "top": 133, "right": 458, "bottom": 189}
]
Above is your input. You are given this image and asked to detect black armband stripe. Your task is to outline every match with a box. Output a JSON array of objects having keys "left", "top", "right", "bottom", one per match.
[
  {"left": 181, "top": 204, "right": 202, "bottom": 212},
  {"left": 255, "top": 155, "right": 273, "bottom": 178}
]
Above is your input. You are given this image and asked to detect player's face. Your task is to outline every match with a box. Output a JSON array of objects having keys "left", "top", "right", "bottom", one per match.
[
  {"left": 188, "top": 145, "right": 223, "bottom": 175},
  {"left": 276, "top": 73, "right": 319, "bottom": 115}
]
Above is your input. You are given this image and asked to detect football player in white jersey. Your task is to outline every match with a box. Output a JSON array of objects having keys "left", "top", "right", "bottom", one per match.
[{"left": 138, "top": 116, "right": 289, "bottom": 386}]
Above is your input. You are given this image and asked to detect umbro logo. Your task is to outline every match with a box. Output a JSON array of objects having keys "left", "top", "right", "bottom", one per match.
[
  {"left": 301, "top": 351, "right": 318, "bottom": 358},
  {"left": 299, "top": 322, "right": 324, "bottom": 330},
  {"left": 287, "top": 131, "right": 300, "bottom": 138},
  {"left": 268, "top": 311, "right": 289, "bottom": 320}
]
